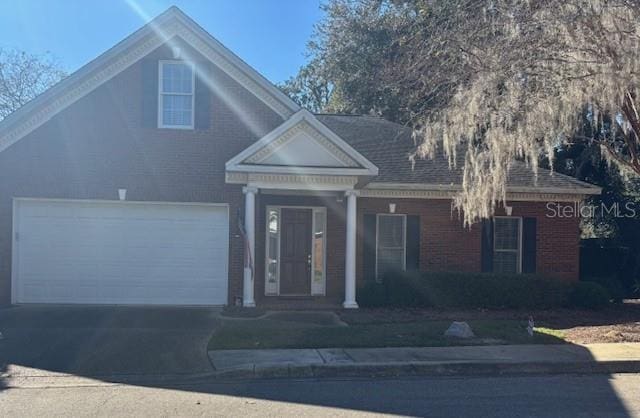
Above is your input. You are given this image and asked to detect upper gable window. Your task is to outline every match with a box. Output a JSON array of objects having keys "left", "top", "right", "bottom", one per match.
[{"left": 158, "top": 61, "right": 194, "bottom": 129}]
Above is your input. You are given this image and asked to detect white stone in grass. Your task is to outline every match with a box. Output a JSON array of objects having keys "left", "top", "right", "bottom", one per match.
[{"left": 444, "top": 321, "right": 475, "bottom": 339}]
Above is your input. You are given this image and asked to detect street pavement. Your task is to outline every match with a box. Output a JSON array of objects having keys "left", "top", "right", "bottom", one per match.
[{"left": 1, "top": 373, "right": 638, "bottom": 417}]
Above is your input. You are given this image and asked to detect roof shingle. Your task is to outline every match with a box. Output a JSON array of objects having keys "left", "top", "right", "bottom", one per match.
[{"left": 316, "top": 113, "right": 600, "bottom": 193}]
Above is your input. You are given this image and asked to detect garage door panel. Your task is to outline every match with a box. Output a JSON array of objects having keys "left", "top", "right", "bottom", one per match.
[{"left": 13, "top": 200, "right": 229, "bottom": 305}]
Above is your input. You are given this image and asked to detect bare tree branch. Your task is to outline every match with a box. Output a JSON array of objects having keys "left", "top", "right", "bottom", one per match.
[{"left": 0, "top": 49, "right": 66, "bottom": 120}]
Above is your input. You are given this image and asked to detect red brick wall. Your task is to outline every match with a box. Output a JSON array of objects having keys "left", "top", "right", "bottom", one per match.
[
  {"left": 357, "top": 198, "right": 581, "bottom": 284},
  {"left": 0, "top": 38, "right": 284, "bottom": 305},
  {"left": 357, "top": 198, "right": 480, "bottom": 286},
  {"left": 247, "top": 196, "right": 580, "bottom": 307},
  {"left": 502, "top": 201, "right": 581, "bottom": 281}
]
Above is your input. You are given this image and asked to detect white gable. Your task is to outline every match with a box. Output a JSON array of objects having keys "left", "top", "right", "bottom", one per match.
[
  {"left": 226, "top": 110, "right": 378, "bottom": 177},
  {"left": 246, "top": 121, "right": 359, "bottom": 168}
]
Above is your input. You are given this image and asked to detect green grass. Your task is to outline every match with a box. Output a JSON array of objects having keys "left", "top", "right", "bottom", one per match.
[
  {"left": 208, "top": 318, "right": 567, "bottom": 350},
  {"left": 534, "top": 326, "right": 566, "bottom": 340}
]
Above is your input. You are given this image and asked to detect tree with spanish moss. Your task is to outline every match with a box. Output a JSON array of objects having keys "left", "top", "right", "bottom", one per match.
[{"left": 301, "top": 0, "right": 640, "bottom": 225}]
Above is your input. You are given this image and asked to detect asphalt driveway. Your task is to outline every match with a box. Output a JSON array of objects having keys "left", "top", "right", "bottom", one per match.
[{"left": 0, "top": 306, "right": 221, "bottom": 376}]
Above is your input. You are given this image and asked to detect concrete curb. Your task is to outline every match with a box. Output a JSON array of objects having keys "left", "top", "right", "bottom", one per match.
[
  {"left": 210, "top": 360, "right": 640, "bottom": 380},
  {"left": 4, "top": 360, "right": 638, "bottom": 388}
]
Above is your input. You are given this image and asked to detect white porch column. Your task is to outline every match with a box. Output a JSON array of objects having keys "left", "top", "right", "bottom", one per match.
[
  {"left": 343, "top": 190, "right": 359, "bottom": 309},
  {"left": 242, "top": 186, "right": 257, "bottom": 307}
]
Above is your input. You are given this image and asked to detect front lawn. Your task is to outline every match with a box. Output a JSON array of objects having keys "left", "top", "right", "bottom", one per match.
[
  {"left": 208, "top": 302, "right": 640, "bottom": 350},
  {"left": 208, "top": 315, "right": 564, "bottom": 350}
]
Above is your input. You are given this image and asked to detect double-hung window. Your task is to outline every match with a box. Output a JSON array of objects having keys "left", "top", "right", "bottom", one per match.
[
  {"left": 376, "top": 214, "right": 406, "bottom": 281},
  {"left": 493, "top": 217, "right": 522, "bottom": 274},
  {"left": 158, "top": 61, "right": 194, "bottom": 129}
]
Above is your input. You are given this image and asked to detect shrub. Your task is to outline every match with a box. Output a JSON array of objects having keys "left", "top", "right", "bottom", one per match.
[
  {"left": 357, "top": 281, "right": 388, "bottom": 308},
  {"left": 580, "top": 239, "right": 638, "bottom": 298},
  {"left": 357, "top": 271, "right": 571, "bottom": 310},
  {"left": 358, "top": 271, "right": 427, "bottom": 308},
  {"left": 423, "top": 272, "right": 569, "bottom": 310},
  {"left": 568, "top": 281, "right": 611, "bottom": 310},
  {"left": 383, "top": 270, "right": 427, "bottom": 307},
  {"left": 582, "top": 276, "right": 625, "bottom": 304}
]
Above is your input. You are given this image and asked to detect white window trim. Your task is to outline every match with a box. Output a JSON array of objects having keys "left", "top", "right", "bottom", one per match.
[
  {"left": 375, "top": 214, "right": 407, "bottom": 282},
  {"left": 264, "top": 206, "right": 281, "bottom": 296},
  {"left": 493, "top": 216, "right": 523, "bottom": 274},
  {"left": 264, "top": 205, "right": 327, "bottom": 296},
  {"left": 311, "top": 208, "right": 328, "bottom": 296},
  {"left": 157, "top": 60, "right": 195, "bottom": 130}
]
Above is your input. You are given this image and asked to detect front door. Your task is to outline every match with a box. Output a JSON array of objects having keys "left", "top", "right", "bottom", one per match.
[{"left": 279, "top": 208, "right": 312, "bottom": 295}]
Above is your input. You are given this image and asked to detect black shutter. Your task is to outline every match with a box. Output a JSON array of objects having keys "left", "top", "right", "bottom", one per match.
[
  {"left": 406, "top": 215, "right": 420, "bottom": 271},
  {"left": 522, "top": 217, "right": 537, "bottom": 273},
  {"left": 363, "top": 214, "right": 377, "bottom": 282},
  {"left": 481, "top": 218, "right": 494, "bottom": 272},
  {"left": 194, "top": 62, "right": 211, "bottom": 130},
  {"left": 141, "top": 59, "right": 158, "bottom": 128}
]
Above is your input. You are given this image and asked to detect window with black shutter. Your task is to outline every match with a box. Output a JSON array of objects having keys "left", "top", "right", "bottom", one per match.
[
  {"left": 493, "top": 217, "right": 522, "bottom": 274},
  {"left": 376, "top": 214, "right": 406, "bottom": 281},
  {"left": 158, "top": 60, "right": 195, "bottom": 129}
]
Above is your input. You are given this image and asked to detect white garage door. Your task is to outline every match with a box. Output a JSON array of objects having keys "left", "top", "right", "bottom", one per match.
[{"left": 12, "top": 199, "right": 229, "bottom": 305}]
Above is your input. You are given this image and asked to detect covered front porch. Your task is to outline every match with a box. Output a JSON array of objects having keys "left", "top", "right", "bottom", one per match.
[
  {"left": 225, "top": 110, "right": 379, "bottom": 308},
  {"left": 243, "top": 189, "right": 358, "bottom": 309}
]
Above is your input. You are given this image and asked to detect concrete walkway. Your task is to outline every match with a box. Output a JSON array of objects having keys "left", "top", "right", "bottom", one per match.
[{"left": 209, "top": 343, "right": 640, "bottom": 379}]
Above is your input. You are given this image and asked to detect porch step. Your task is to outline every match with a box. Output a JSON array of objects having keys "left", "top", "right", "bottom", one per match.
[{"left": 259, "top": 297, "right": 342, "bottom": 310}]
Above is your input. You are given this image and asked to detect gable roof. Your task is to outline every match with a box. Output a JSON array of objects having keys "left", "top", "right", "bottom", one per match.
[
  {"left": 316, "top": 114, "right": 602, "bottom": 195},
  {"left": 0, "top": 6, "right": 300, "bottom": 154},
  {"left": 226, "top": 110, "right": 378, "bottom": 176}
]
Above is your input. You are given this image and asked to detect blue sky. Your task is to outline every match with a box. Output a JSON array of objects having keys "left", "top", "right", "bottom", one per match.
[{"left": 0, "top": 0, "right": 323, "bottom": 83}]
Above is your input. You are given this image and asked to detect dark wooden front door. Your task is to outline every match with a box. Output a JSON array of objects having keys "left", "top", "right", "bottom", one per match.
[{"left": 279, "top": 208, "right": 312, "bottom": 295}]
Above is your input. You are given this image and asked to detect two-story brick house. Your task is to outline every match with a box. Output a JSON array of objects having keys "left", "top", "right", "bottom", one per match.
[{"left": 0, "top": 7, "right": 600, "bottom": 308}]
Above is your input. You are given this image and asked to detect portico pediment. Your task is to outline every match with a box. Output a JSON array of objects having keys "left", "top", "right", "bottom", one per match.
[
  {"left": 245, "top": 120, "right": 358, "bottom": 167},
  {"left": 225, "top": 110, "right": 378, "bottom": 180}
]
